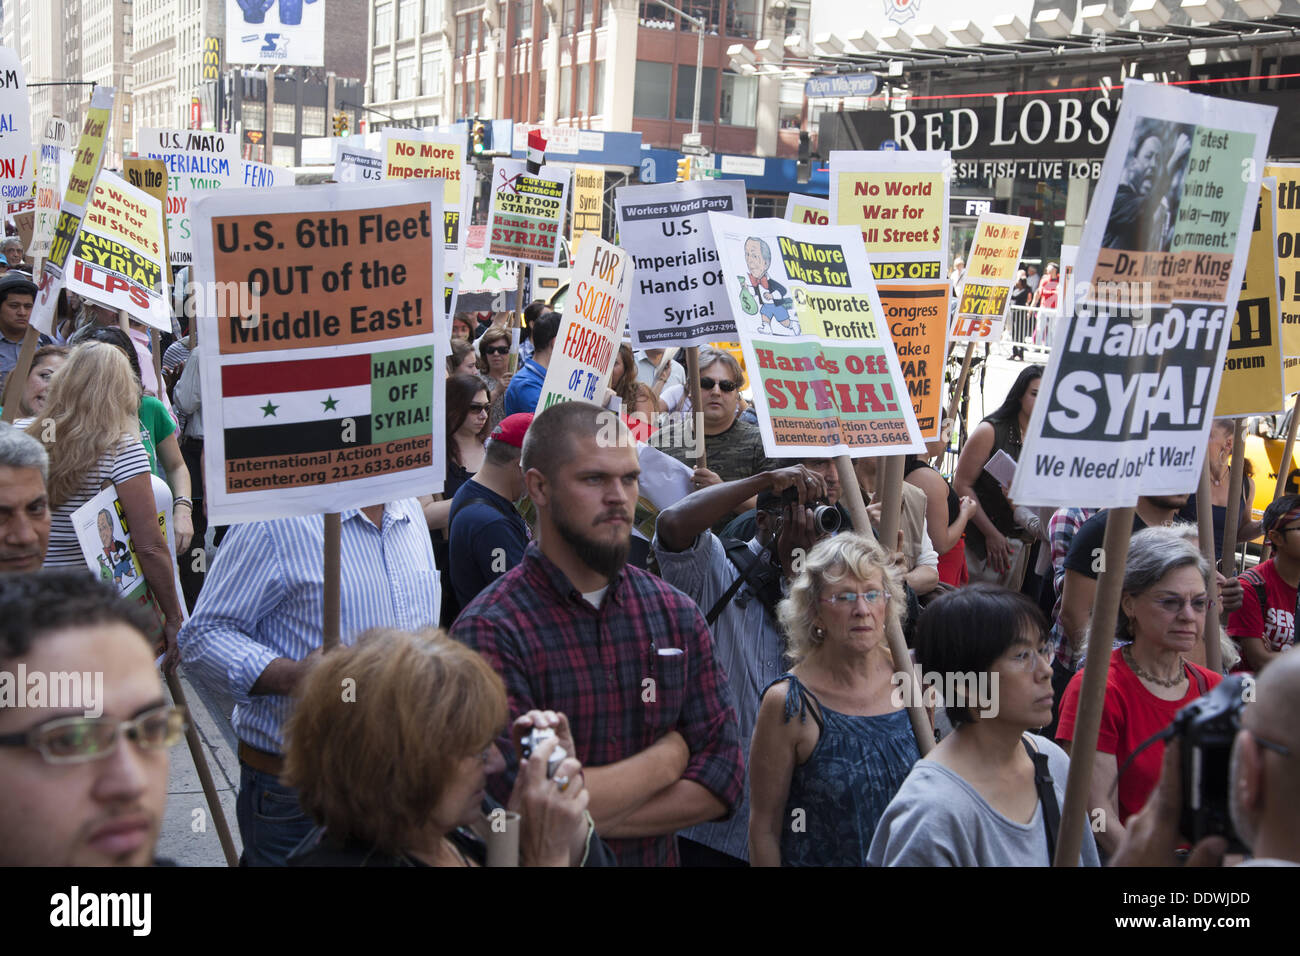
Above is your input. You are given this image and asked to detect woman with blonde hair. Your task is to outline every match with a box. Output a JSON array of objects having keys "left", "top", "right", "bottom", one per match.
[
  {"left": 748, "top": 533, "right": 921, "bottom": 866},
  {"left": 24, "top": 342, "right": 185, "bottom": 669}
]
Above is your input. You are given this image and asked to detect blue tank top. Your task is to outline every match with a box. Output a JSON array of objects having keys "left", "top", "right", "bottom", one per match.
[{"left": 769, "top": 673, "right": 920, "bottom": 867}]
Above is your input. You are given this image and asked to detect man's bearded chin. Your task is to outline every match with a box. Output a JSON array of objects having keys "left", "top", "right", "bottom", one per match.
[{"left": 556, "top": 509, "right": 630, "bottom": 576}]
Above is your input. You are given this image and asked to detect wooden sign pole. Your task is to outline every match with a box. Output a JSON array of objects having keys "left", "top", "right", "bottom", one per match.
[
  {"left": 322, "top": 513, "right": 342, "bottom": 651},
  {"left": 1219, "top": 420, "right": 1247, "bottom": 578},
  {"left": 685, "top": 346, "right": 707, "bottom": 470},
  {"left": 165, "top": 671, "right": 239, "bottom": 866},
  {"left": 507, "top": 267, "right": 526, "bottom": 375},
  {"left": 0, "top": 327, "right": 39, "bottom": 421},
  {"left": 1054, "top": 507, "right": 1135, "bottom": 866},
  {"left": 1195, "top": 460, "right": 1224, "bottom": 674},
  {"left": 837, "top": 455, "right": 933, "bottom": 756}
]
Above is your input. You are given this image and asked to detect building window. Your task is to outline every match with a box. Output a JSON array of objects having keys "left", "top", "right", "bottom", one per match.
[
  {"left": 243, "top": 101, "right": 266, "bottom": 132},
  {"left": 424, "top": 0, "right": 439, "bottom": 33},
  {"left": 422, "top": 56, "right": 440, "bottom": 96},
  {"left": 375, "top": 2, "right": 394, "bottom": 43},
  {"left": 720, "top": 73, "right": 756, "bottom": 127},
  {"left": 516, "top": 0, "right": 532, "bottom": 31},
  {"left": 273, "top": 145, "right": 296, "bottom": 167},
  {"left": 558, "top": 67, "right": 572, "bottom": 118},
  {"left": 397, "top": 57, "right": 416, "bottom": 98},
  {"left": 399, "top": 0, "right": 418, "bottom": 38},
  {"left": 302, "top": 105, "right": 326, "bottom": 136},
  {"left": 273, "top": 102, "right": 296, "bottom": 134},
  {"left": 632, "top": 61, "right": 671, "bottom": 120},
  {"left": 374, "top": 61, "right": 393, "bottom": 100},
  {"left": 674, "top": 65, "right": 716, "bottom": 123},
  {"left": 592, "top": 61, "right": 605, "bottom": 116}
]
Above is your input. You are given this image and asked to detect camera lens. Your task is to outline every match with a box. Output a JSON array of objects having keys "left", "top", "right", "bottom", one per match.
[{"left": 812, "top": 505, "right": 841, "bottom": 534}]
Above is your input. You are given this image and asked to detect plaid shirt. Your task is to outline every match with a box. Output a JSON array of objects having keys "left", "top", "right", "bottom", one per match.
[
  {"left": 1049, "top": 507, "right": 1096, "bottom": 668},
  {"left": 452, "top": 542, "right": 744, "bottom": 867}
]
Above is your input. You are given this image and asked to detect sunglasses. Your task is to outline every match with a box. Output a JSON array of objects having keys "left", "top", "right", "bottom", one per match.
[
  {"left": 468, "top": 402, "right": 489, "bottom": 413},
  {"left": 700, "top": 377, "right": 738, "bottom": 393},
  {"left": 483, "top": 346, "right": 511, "bottom": 356},
  {"left": 0, "top": 704, "right": 188, "bottom": 765}
]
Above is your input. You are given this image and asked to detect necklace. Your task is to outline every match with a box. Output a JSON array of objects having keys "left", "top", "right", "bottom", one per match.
[{"left": 1123, "top": 644, "right": 1187, "bottom": 688}]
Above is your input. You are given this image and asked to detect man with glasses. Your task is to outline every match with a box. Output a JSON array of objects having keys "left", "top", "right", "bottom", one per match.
[
  {"left": 663, "top": 347, "right": 775, "bottom": 533},
  {"left": 0, "top": 571, "right": 183, "bottom": 866},
  {"left": 1229, "top": 495, "right": 1300, "bottom": 673},
  {"left": 504, "top": 311, "right": 561, "bottom": 416}
]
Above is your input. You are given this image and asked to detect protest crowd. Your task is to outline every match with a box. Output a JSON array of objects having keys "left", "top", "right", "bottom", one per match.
[{"left": 2, "top": 80, "right": 1299, "bottom": 880}]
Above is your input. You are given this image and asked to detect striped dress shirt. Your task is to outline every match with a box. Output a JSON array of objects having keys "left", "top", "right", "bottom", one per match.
[{"left": 177, "top": 498, "right": 441, "bottom": 754}]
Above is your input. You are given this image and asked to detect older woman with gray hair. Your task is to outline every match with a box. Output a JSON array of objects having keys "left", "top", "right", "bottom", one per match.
[
  {"left": 748, "top": 533, "right": 920, "bottom": 866},
  {"left": 1055, "top": 526, "right": 1223, "bottom": 857}
]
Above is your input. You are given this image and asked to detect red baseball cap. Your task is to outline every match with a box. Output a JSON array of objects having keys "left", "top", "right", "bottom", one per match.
[{"left": 491, "top": 412, "right": 533, "bottom": 448}]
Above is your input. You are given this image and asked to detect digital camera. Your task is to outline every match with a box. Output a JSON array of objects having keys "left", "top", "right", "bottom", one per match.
[
  {"left": 1173, "top": 674, "right": 1250, "bottom": 853},
  {"left": 778, "top": 486, "right": 841, "bottom": 535},
  {"left": 519, "top": 728, "right": 567, "bottom": 779}
]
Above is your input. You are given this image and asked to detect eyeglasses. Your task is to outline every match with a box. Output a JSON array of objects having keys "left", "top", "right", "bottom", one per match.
[
  {"left": 700, "top": 377, "right": 738, "bottom": 393},
  {"left": 483, "top": 346, "right": 510, "bottom": 356},
  {"left": 468, "top": 402, "right": 489, "bottom": 413},
  {"left": 820, "top": 590, "right": 889, "bottom": 607},
  {"left": 1007, "top": 645, "right": 1054, "bottom": 671},
  {"left": 0, "top": 704, "right": 188, "bottom": 765},
  {"left": 1148, "top": 595, "right": 1211, "bottom": 615}
]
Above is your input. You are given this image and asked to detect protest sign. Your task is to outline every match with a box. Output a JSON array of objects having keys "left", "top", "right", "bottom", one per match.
[
  {"left": 1265, "top": 163, "right": 1300, "bottom": 393},
  {"left": 1011, "top": 80, "right": 1275, "bottom": 509},
  {"left": 335, "top": 144, "right": 382, "bottom": 184},
  {"left": 382, "top": 128, "right": 470, "bottom": 270},
  {"left": 0, "top": 47, "right": 32, "bottom": 202},
  {"left": 123, "top": 157, "right": 172, "bottom": 280},
  {"left": 485, "top": 158, "right": 570, "bottom": 266},
  {"left": 30, "top": 86, "right": 115, "bottom": 336},
  {"left": 614, "top": 180, "right": 747, "bottom": 348},
  {"left": 785, "top": 193, "right": 829, "bottom": 226},
  {"left": 139, "top": 128, "right": 241, "bottom": 267},
  {"left": 240, "top": 160, "right": 295, "bottom": 188},
  {"left": 66, "top": 171, "right": 170, "bottom": 332},
  {"left": 192, "top": 181, "right": 446, "bottom": 523},
  {"left": 71, "top": 476, "right": 186, "bottom": 653},
  {"left": 29, "top": 118, "right": 72, "bottom": 264},
  {"left": 12, "top": 210, "right": 32, "bottom": 252},
  {"left": 950, "top": 213, "right": 1030, "bottom": 342},
  {"left": 535, "top": 237, "right": 629, "bottom": 411},
  {"left": 1216, "top": 179, "right": 1284, "bottom": 418},
  {"left": 830, "top": 151, "right": 949, "bottom": 439},
  {"left": 707, "top": 213, "right": 924, "bottom": 458},
  {"left": 570, "top": 165, "right": 604, "bottom": 254}
]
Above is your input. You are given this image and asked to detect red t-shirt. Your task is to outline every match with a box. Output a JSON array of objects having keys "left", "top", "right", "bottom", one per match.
[
  {"left": 1039, "top": 276, "right": 1060, "bottom": 309},
  {"left": 1056, "top": 647, "right": 1221, "bottom": 823},
  {"left": 1227, "top": 559, "right": 1297, "bottom": 656}
]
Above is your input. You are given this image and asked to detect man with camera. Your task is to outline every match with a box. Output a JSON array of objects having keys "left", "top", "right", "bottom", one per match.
[
  {"left": 1111, "top": 653, "right": 1300, "bottom": 867},
  {"left": 654, "top": 464, "right": 834, "bottom": 866}
]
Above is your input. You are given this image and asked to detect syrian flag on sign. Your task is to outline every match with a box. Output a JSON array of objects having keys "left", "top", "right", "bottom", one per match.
[
  {"left": 221, "top": 354, "right": 374, "bottom": 460},
  {"left": 526, "top": 130, "right": 546, "bottom": 174}
]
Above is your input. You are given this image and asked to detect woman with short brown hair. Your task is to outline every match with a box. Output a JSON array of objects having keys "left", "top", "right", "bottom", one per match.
[{"left": 285, "top": 628, "right": 610, "bottom": 866}]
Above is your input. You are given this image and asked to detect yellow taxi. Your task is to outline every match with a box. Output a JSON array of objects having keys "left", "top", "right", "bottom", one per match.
[{"left": 1244, "top": 399, "right": 1300, "bottom": 527}]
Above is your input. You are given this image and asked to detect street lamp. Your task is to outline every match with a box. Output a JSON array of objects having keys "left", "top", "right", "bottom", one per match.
[{"left": 654, "top": 0, "right": 706, "bottom": 146}]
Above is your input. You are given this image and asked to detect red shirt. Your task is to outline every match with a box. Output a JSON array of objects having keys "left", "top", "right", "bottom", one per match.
[
  {"left": 1038, "top": 276, "right": 1060, "bottom": 309},
  {"left": 1228, "top": 559, "right": 1297, "bottom": 656},
  {"left": 1056, "top": 647, "right": 1221, "bottom": 823}
]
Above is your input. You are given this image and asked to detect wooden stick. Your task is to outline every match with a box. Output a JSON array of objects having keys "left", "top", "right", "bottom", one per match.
[
  {"left": 1054, "top": 507, "right": 1135, "bottom": 866},
  {"left": 321, "top": 512, "right": 342, "bottom": 651},
  {"left": 165, "top": 671, "right": 239, "bottom": 866},
  {"left": 1195, "top": 460, "right": 1224, "bottom": 674},
  {"left": 1220, "top": 420, "right": 1247, "bottom": 578},
  {"left": 943, "top": 342, "right": 974, "bottom": 444},
  {"left": 508, "top": 266, "right": 526, "bottom": 376},
  {"left": 685, "top": 346, "right": 706, "bottom": 470},
  {"left": 0, "top": 326, "right": 39, "bottom": 422},
  {"left": 836, "top": 454, "right": 934, "bottom": 756},
  {"left": 118, "top": 309, "right": 130, "bottom": 333},
  {"left": 149, "top": 326, "right": 164, "bottom": 398},
  {"left": 1262, "top": 396, "right": 1300, "bottom": 562},
  {"left": 878, "top": 455, "right": 905, "bottom": 554}
]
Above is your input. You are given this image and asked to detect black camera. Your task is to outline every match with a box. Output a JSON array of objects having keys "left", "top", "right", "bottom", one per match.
[
  {"left": 778, "top": 485, "right": 841, "bottom": 535},
  {"left": 1171, "top": 674, "right": 1250, "bottom": 853},
  {"left": 519, "top": 728, "right": 567, "bottom": 779}
]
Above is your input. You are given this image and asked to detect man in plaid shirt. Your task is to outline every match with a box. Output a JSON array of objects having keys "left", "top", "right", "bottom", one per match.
[{"left": 453, "top": 402, "right": 744, "bottom": 867}]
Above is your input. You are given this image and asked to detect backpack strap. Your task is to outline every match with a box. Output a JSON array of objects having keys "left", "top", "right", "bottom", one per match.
[
  {"left": 704, "top": 537, "right": 767, "bottom": 627},
  {"left": 1022, "top": 736, "right": 1061, "bottom": 864}
]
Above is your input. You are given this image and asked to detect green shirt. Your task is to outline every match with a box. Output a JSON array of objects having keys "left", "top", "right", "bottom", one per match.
[{"left": 138, "top": 395, "right": 176, "bottom": 478}]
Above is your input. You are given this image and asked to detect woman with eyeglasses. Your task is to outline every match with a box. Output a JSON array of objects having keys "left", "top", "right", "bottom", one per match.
[
  {"left": 867, "top": 584, "right": 1100, "bottom": 866},
  {"left": 475, "top": 326, "right": 514, "bottom": 434},
  {"left": 1056, "top": 526, "right": 1223, "bottom": 858},
  {"left": 748, "top": 534, "right": 920, "bottom": 866},
  {"left": 285, "top": 628, "right": 611, "bottom": 867},
  {"left": 422, "top": 374, "right": 492, "bottom": 626}
]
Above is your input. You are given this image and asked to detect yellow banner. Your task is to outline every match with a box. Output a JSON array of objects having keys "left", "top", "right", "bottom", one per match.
[
  {"left": 1265, "top": 164, "right": 1300, "bottom": 390},
  {"left": 570, "top": 165, "right": 604, "bottom": 254},
  {"left": 124, "top": 158, "right": 172, "bottom": 282},
  {"left": 835, "top": 173, "right": 943, "bottom": 253},
  {"left": 1216, "top": 181, "right": 1284, "bottom": 417}
]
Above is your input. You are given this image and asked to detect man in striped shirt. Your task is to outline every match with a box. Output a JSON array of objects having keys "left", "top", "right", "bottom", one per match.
[
  {"left": 453, "top": 402, "right": 744, "bottom": 867},
  {"left": 177, "top": 498, "right": 441, "bottom": 866}
]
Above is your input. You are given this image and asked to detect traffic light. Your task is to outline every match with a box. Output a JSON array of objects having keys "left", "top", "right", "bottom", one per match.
[
  {"left": 333, "top": 111, "right": 348, "bottom": 136},
  {"left": 472, "top": 118, "right": 486, "bottom": 155},
  {"left": 797, "top": 131, "right": 811, "bottom": 184},
  {"left": 676, "top": 156, "right": 693, "bottom": 182}
]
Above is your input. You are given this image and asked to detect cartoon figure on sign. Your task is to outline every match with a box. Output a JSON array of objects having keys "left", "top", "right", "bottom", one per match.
[
  {"left": 740, "top": 237, "right": 800, "bottom": 336},
  {"left": 95, "top": 509, "right": 135, "bottom": 588}
]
